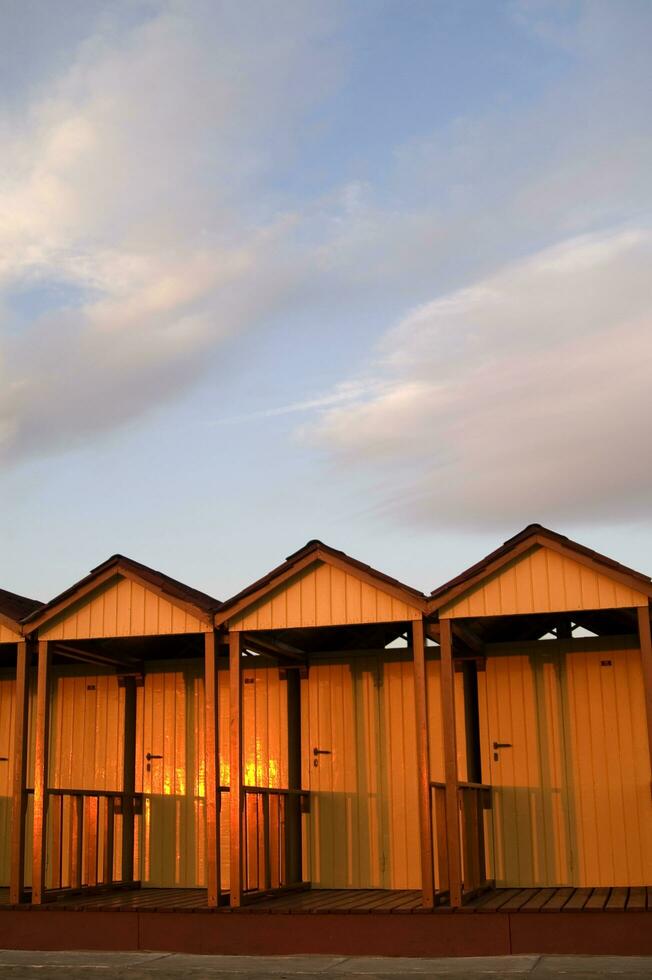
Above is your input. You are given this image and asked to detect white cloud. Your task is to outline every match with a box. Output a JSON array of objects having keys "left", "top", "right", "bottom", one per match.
[
  {"left": 0, "top": 0, "right": 342, "bottom": 460},
  {"left": 305, "top": 227, "right": 652, "bottom": 527}
]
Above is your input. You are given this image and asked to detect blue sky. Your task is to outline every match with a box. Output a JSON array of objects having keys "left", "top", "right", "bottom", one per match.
[{"left": 1, "top": 0, "right": 651, "bottom": 604}]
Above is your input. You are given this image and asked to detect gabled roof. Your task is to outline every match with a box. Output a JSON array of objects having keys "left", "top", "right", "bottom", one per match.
[
  {"left": 22, "top": 554, "right": 221, "bottom": 632},
  {"left": 429, "top": 523, "right": 652, "bottom": 613},
  {"left": 0, "top": 587, "right": 42, "bottom": 634},
  {"left": 215, "top": 539, "right": 427, "bottom": 626}
]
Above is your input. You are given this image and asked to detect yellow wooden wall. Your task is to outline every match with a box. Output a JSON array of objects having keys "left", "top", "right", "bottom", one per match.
[
  {"left": 41, "top": 575, "right": 210, "bottom": 641},
  {"left": 230, "top": 562, "right": 422, "bottom": 631},
  {"left": 441, "top": 546, "right": 648, "bottom": 618}
]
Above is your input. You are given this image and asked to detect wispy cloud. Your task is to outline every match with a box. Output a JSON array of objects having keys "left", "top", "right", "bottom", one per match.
[
  {"left": 304, "top": 226, "right": 652, "bottom": 527},
  {"left": 0, "top": 1, "right": 343, "bottom": 461}
]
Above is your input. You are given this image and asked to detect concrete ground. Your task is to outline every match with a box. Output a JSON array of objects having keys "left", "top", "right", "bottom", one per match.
[{"left": 0, "top": 953, "right": 650, "bottom": 979}]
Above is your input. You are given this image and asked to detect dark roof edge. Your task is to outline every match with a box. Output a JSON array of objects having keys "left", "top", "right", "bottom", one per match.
[
  {"left": 22, "top": 554, "right": 221, "bottom": 626},
  {"left": 218, "top": 539, "right": 427, "bottom": 616},
  {"left": 430, "top": 523, "right": 652, "bottom": 601}
]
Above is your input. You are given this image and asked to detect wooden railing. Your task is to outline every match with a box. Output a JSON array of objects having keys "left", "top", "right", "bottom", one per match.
[
  {"left": 242, "top": 786, "right": 309, "bottom": 895},
  {"left": 431, "top": 781, "right": 492, "bottom": 902},
  {"left": 45, "top": 789, "right": 143, "bottom": 894}
]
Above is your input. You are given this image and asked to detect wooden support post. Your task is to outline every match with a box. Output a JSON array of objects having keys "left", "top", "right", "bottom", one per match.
[
  {"left": 285, "top": 668, "right": 302, "bottom": 886},
  {"left": 10, "top": 639, "right": 31, "bottom": 904},
  {"left": 637, "top": 604, "right": 652, "bottom": 796},
  {"left": 229, "top": 630, "right": 243, "bottom": 907},
  {"left": 440, "top": 618, "right": 463, "bottom": 907},
  {"left": 462, "top": 662, "right": 482, "bottom": 785},
  {"left": 121, "top": 677, "right": 137, "bottom": 885},
  {"left": 412, "top": 618, "right": 435, "bottom": 909},
  {"left": 32, "top": 639, "right": 51, "bottom": 905},
  {"left": 205, "top": 629, "right": 221, "bottom": 907}
]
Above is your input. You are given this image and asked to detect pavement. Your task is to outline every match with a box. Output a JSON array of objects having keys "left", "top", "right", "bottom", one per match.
[{"left": 0, "top": 953, "right": 650, "bottom": 979}]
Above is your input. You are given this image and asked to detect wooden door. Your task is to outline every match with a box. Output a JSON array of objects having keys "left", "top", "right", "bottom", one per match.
[
  {"left": 564, "top": 646, "right": 652, "bottom": 885},
  {"left": 137, "top": 662, "right": 205, "bottom": 888},
  {"left": 305, "top": 653, "right": 421, "bottom": 890},
  {"left": 306, "top": 656, "right": 384, "bottom": 888},
  {"left": 479, "top": 652, "right": 573, "bottom": 887}
]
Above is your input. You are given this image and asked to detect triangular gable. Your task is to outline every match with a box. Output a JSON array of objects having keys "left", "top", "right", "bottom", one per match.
[
  {"left": 0, "top": 618, "right": 21, "bottom": 643},
  {"left": 437, "top": 543, "right": 649, "bottom": 620},
  {"left": 0, "top": 588, "right": 42, "bottom": 643},
  {"left": 219, "top": 546, "right": 425, "bottom": 631},
  {"left": 27, "top": 563, "right": 214, "bottom": 641}
]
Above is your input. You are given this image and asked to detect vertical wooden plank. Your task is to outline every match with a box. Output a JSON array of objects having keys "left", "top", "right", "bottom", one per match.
[
  {"left": 262, "top": 792, "right": 271, "bottom": 890},
  {"left": 205, "top": 629, "right": 221, "bottom": 907},
  {"left": 10, "top": 639, "right": 30, "bottom": 904},
  {"left": 50, "top": 794, "right": 62, "bottom": 889},
  {"left": 412, "top": 618, "right": 435, "bottom": 908},
  {"left": 285, "top": 669, "right": 302, "bottom": 886},
  {"left": 121, "top": 677, "right": 137, "bottom": 884},
  {"left": 102, "top": 796, "right": 115, "bottom": 885},
  {"left": 440, "top": 618, "right": 463, "bottom": 907},
  {"left": 70, "top": 795, "right": 83, "bottom": 889},
  {"left": 434, "top": 786, "right": 449, "bottom": 893},
  {"left": 637, "top": 605, "right": 652, "bottom": 798},
  {"left": 32, "top": 640, "right": 51, "bottom": 905},
  {"left": 229, "top": 631, "right": 243, "bottom": 906}
]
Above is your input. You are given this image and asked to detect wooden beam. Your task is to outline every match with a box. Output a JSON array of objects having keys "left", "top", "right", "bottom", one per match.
[
  {"left": 53, "top": 643, "right": 140, "bottom": 669},
  {"left": 32, "top": 640, "right": 51, "bottom": 904},
  {"left": 229, "top": 631, "right": 243, "bottom": 906},
  {"left": 10, "top": 639, "right": 31, "bottom": 904},
  {"left": 440, "top": 618, "right": 463, "bottom": 907},
  {"left": 121, "top": 676, "right": 137, "bottom": 884},
  {"left": 452, "top": 622, "right": 484, "bottom": 655},
  {"left": 637, "top": 604, "right": 652, "bottom": 796},
  {"left": 205, "top": 629, "right": 221, "bottom": 907},
  {"left": 411, "top": 618, "right": 435, "bottom": 908}
]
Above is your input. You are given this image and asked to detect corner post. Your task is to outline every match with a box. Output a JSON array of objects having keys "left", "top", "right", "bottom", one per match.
[
  {"left": 205, "top": 628, "right": 221, "bottom": 907},
  {"left": 229, "top": 630, "right": 243, "bottom": 906},
  {"left": 412, "top": 617, "right": 435, "bottom": 908},
  {"left": 440, "top": 618, "right": 463, "bottom": 907},
  {"left": 10, "top": 638, "right": 31, "bottom": 904},
  {"left": 637, "top": 604, "right": 652, "bottom": 795},
  {"left": 121, "top": 676, "right": 137, "bottom": 884},
  {"left": 32, "top": 639, "right": 51, "bottom": 905},
  {"left": 285, "top": 668, "right": 302, "bottom": 886}
]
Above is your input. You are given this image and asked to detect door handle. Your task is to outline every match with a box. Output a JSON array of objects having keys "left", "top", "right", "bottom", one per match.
[
  {"left": 313, "top": 747, "right": 331, "bottom": 767},
  {"left": 146, "top": 753, "right": 163, "bottom": 761},
  {"left": 493, "top": 742, "right": 512, "bottom": 749},
  {"left": 0, "top": 757, "right": 8, "bottom": 762}
]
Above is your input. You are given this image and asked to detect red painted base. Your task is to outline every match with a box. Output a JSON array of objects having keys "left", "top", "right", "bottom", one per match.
[{"left": 0, "top": 910, "right": 650, "bottom": 957}]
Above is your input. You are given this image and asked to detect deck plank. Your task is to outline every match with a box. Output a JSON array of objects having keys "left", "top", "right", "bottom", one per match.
[
  {"left": 584, "top": 888, "right": 611, "bottom": 911},
  {"left": 520, "top": 888, "right": 557, "bottom": 911},
  {"left": 470, "top": 888, "right": 521, "bottom": 910},
  {"left": 562, "top": 888, "right": 593, "bottom": 912},
  {"left": 627, "top": 887, "right": 647, "bottom": 911},
  {"left": 541, "top": 888, "right": 574, "bottom": 912},
  {"left": 498, "top": 888, "right": 539, "bottom": 911},
  {"left": 606, "top": 887, "right": 628, "bottom": 911}
]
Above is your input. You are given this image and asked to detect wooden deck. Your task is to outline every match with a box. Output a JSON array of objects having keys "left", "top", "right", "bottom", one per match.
[
  {"left": 0, "top": 886, "right": 650, "bottom": 957},
  {"left": 0, "top": 885, "right": 650, "bottom": 913}
]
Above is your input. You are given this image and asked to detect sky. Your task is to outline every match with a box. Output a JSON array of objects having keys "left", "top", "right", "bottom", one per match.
[{"left": 1, "top": 0, "right": 651, "bottom": 605}]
